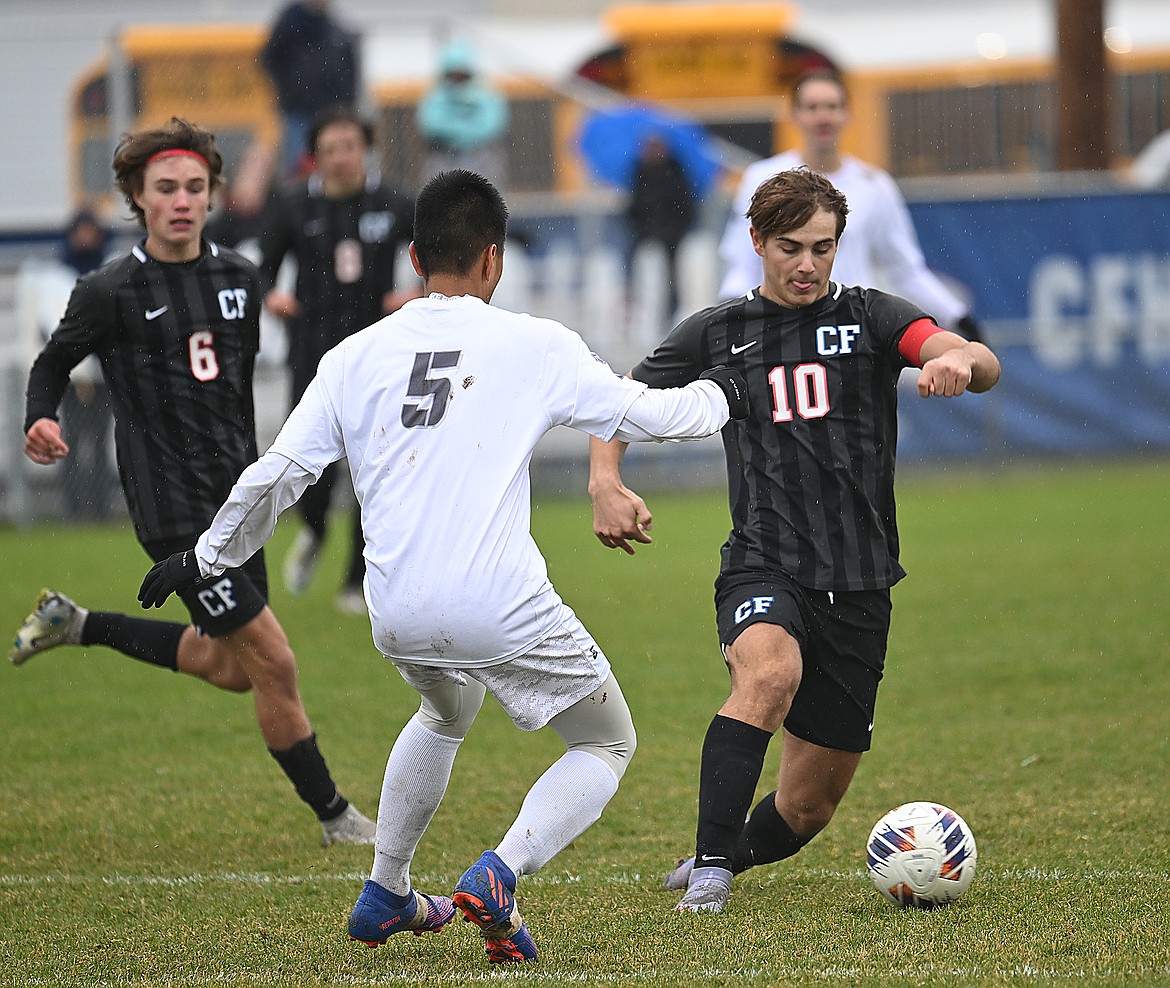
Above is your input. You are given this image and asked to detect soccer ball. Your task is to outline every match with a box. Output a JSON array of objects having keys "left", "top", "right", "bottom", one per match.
[{"left": 865, "top": 801, "right": 977, "bottom": 909}]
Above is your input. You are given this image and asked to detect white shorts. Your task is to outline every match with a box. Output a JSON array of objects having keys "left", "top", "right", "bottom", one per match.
[{"left": 394, "top": 611, "right": 610, "bottom": 732}]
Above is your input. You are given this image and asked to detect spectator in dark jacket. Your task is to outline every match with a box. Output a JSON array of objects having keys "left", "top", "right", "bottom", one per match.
[
  {"left": 261, "top": 1, "right": 359, "bottom": 178},
  {"left": 627, "top": 134, "right": 696, "bottom": 320}
]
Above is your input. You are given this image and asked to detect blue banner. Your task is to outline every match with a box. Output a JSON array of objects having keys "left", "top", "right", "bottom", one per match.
[{"left": 903, "top": 190, "right": 1170, "bottom": 459}]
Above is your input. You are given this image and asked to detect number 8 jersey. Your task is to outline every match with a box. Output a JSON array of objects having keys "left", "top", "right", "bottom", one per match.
[
  {"left": 25, "top": 240, "right": 262, "bottom": 545},
  {"left": 631, "top": 282, "right": 935, "bottom": 593}
]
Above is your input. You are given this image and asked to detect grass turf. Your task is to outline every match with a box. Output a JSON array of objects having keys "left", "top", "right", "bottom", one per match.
[{"left": 1, "top": 458, "right": 1168, "bottom": 986}]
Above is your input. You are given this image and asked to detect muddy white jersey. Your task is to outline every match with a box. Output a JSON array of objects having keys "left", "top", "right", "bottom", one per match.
[{"left": 195, "top": 293, "right": 729, "bottom": 666}]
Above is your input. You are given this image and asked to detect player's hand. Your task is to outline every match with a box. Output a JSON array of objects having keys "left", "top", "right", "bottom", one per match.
[
  {"left": 591, "top": 482, "right": 653, "bottom": 555},
  {"left": 917, "top": 349, "right": 975, "bottom": 398},
  {"left": 138, "top": 550, "right": 205, "bottom": 608},
  {"left": 23, "top": 418, "right": 69, "bottom": 465},
  {"left": 382, "top": 287, "right": 422, "bottom": 314},
  {"left": 699, "top": 365, "right": 750, "bottom": 419},
  {"left": 264, "top": 288, "right": 300, "bottom": 320}
]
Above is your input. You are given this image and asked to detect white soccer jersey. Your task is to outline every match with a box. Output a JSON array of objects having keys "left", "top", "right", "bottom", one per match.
[
  {"left": 717, "top": 151, "right": 967, "bottom": 328},
  {"left": 194, "top": 293, "right": 729, "bottom": 667}
]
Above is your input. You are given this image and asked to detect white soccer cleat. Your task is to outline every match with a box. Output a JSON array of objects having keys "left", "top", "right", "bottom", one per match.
[
  {"left": 9, "top": 589, "right": 88, "bottom": 666},
  {"left": 321, "top": 804, "right": 377, "bottom": 846},
  {"left": 334, "top": 586, "right": 366, "bottom": 616},
  {"left": 283, "top": 529, "right": 323, "bottom": 595},
  {"left": 675, "top": 867, "right": 732, "bottom": 913},
  {"left": 663, "top": 856, "right": 695, "bottom": 890}
]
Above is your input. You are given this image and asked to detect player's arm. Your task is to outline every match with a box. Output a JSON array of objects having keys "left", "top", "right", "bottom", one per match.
[
  {"left": 717, "top": 169, "right": 765, "bottom": 300},
  {"left": 257, "top": 196, "right": 300, "bottom": 318},
  {"left": 139, "top": 449, "right": 323, "bottom": 607},
  {"left": 912, "top": 325, "right": 1001, "bottom": 397},
  {"left": 868, "top": 172, "right": 969, "bottom": 330},
  {"left": 23, "top": 277, "right": 105, "bottom": 464},
  {"left": 589, "top": 433, "right": 650, "bottom": 555},
  {"left": 590, "top": 313, "right": 720, "bottom": 553}
]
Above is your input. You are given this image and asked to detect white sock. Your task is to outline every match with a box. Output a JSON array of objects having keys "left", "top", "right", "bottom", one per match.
[
  {"left": 496, "top": 749, "right": 619, "bottom": 878},
  {"left": 369, "top": 716, "right": 461, "bottom": 895}
]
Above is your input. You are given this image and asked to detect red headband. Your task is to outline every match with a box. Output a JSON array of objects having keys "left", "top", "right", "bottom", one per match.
[{"left": 146, "top": 149, "right": 210, "bottom": 168}]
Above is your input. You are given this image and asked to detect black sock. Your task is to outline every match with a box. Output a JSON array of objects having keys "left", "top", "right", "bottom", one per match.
[
  {"left": 81, "top": 612, "right": 185, "bottom": 671},
  {"left": 732, "top": 791, "right": 810, "bottom": 873},
  {"left": 269, "top": 733, "right": 348, "bottom": 821},
  {"left": 694, "top": 715, "right": 773, "bottom": 870}
]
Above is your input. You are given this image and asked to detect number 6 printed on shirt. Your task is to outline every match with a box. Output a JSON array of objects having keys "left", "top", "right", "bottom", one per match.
[{"left": 189, "top": 331, "right": 219, "bottom": 382}]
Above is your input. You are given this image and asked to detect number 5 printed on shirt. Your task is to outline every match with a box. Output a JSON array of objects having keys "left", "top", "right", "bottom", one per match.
[{"left": 402, "top": 350, "right": 462, "bottom": 428}]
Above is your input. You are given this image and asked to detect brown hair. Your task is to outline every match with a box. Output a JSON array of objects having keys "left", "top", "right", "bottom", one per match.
[
  {"left": 307, "top": 105, "right": 374, "bottom": 156},
  {"left": 791, "top": 69, "right": 849, "bottom": 109},
  {"left": 747, "top": 167, "right": 849, "bottom": 243},
  {"left": 112, "top": 117, "right": 224, "bottom": 226}
]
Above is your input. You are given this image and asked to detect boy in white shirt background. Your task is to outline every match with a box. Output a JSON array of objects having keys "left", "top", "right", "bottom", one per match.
[{"left": 719, "top": 70, "right": 985, "bottom": 343}]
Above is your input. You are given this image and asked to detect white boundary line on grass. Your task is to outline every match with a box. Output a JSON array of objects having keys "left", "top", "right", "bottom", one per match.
[
  {"left": 10, "top": 965, "right": 1170, "bottom": 986},
  {"left": 2, "top": 865, "right": 1168, "bottom": 887}
]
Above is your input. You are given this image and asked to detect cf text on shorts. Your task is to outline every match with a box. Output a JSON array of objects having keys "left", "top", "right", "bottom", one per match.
[
  {"left": 715, "top": 569, "right": 891, "bottom": 752},
  {"left": 144, "top": 537, "right": 268, "bottom": 637}
]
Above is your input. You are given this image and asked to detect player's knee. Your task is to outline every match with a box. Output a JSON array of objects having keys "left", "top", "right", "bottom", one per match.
[
  {"left": 730, "top": 654, "right": 799, "bottom": 712},
  {"left": 414, "top": 679, "right": 485, "bottom": 739},
  {"left": 568, "top": 722, "right": 636, "bottom": 781},
  {"left": 415, "top": 703, "right": 476, "bottom": 740},
  {"left": 203, "top": 648, "right": 253, "bottom": 693},
  {"left": 784, "top": 794, "right": 841, "bottom": 837}
]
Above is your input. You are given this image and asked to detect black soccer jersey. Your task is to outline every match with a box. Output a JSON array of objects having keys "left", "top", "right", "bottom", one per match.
[
  {"left": 632, "top": 283, "right": 932, "bottom": 592},
  {"left": 258, "top": 171, "right": 413, "bottom": 389},
  {"left": 25, "top": 240, "right": 261, "bottom": 545}
]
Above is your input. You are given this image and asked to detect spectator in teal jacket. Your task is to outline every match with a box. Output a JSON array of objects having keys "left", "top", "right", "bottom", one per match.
[{"left": 417, "top": 40, "right": 509, "bottom": 187}]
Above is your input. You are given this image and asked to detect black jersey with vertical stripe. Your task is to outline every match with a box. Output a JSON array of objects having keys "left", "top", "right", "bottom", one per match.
[
  {"left": 24, "top": 239, "right": 261, "bottom": 545},
  {"left": 258, "top": 171, "right": 413, "bottom": 389},
  {"left": 631, "top": 283, "right": 931, "bottom": 592}
]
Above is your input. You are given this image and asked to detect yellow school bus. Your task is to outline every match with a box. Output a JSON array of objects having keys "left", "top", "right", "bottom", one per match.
[
  {"left": 70, "top": 24, "right": 279, "bottom": 215},
  {"left": 68, "top": 6, "right": 1170, "bottom": 209}
]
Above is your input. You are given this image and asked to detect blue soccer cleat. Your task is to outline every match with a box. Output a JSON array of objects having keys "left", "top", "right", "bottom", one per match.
[
  {"left": 453, "top": 850, "right": 539, "bottom": 963},
  {"left": 483, "top": 922, "right": 539, "bottom": 963},
  {"left": 348, "top": 880, "right": 456, "bottom": 946}
]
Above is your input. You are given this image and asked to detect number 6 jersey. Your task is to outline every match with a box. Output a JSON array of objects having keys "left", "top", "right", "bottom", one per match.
[
  {"left": 631, "top": 282, "right": 936, "bottom": 593},
  {"left": 25, "top": 239, "right": 261, "bottom": 544}
]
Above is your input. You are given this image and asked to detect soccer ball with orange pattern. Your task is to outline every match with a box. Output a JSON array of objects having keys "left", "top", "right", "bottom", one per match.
[{"left": 865, "top": 801, "right": 977, "bottom": 909}]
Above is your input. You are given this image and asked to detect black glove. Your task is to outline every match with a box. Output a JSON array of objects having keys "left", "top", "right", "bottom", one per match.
[
  {"left": 955, "top": 315, "right": 984, "bottom": 344},
  {"left": 699, "top": 365, "right": 750, "bottom": 420},
  {"left": 138, "top": 550, "right": 204, "bottom": 608}
]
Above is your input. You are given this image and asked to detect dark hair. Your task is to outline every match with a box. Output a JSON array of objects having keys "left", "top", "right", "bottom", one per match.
[
  {"left": 412, "top": 169, "right": 509, "bottom": 278},
  {"left": 791, "top": 69, "right": 849, "bottom": 108},
  {"left": 747, "top": 167, "right": 849, "bottom": 242},
  {"left": 307, "top": 105, "right": 374, "bottom": 155},
  {"left": 112, "top": 117, "right": 224, "bottom": 226}
]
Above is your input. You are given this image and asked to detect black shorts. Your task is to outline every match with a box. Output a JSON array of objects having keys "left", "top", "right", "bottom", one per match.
[
  {"left": 143, "top": 537, "right": 269, "bottom": 638},
  {"left": 714, "top": 570, "right": 891, "bottom": 753}
]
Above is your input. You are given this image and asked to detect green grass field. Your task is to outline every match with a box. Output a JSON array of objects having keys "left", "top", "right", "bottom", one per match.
[{"left": 1, "top": 459, "right": 1168, "bottom": 986}]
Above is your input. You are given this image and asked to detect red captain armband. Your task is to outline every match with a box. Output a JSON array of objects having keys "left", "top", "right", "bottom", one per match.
[{"left": 898, "top": 318, "right": 946, "bottom": 367}]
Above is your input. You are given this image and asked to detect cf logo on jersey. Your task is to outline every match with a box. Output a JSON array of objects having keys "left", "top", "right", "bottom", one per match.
[
  {"left": 359, "top": 210, "right": 394, "bottom": 242},
  {"left": 197, "top": 578, "right": 238, "bottom": 617},
  {"left": 816, "top": 324, "right": 861, "bottom": 356},
  {"left": 734, "top": 595, "right": 774, "bottom": 624},
  {"left": 218, "top": 288, "right": 248, "bottom": 320}
]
